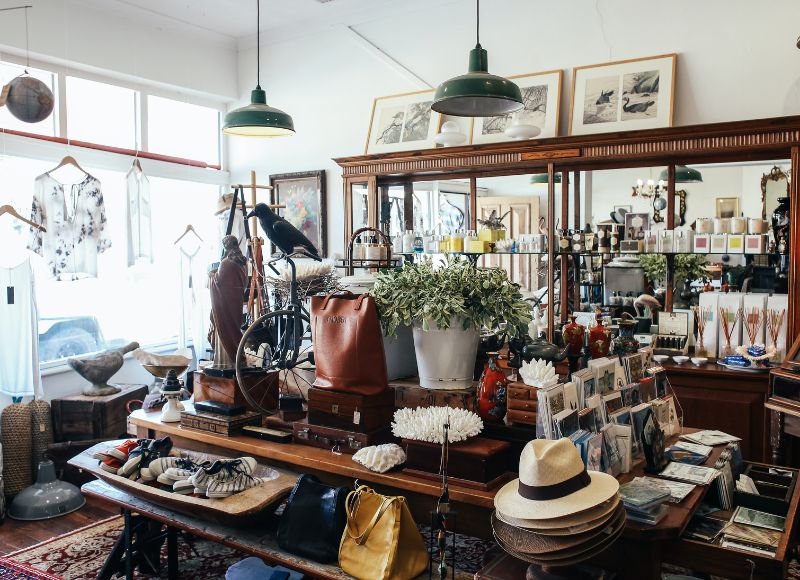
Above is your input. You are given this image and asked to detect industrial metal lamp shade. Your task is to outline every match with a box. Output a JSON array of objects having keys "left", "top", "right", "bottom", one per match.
[
  {"left": 432, "top": 47, "right": 523, "bottom": 117},
  {"left": 658, "top": 164, "right": 703, "bottom": 183},
  {"left": 222, "top": 88, "right": 295, "bottom": 137},
  {"left": 8, "top": 460, "right": 85, "bottom": 521}
]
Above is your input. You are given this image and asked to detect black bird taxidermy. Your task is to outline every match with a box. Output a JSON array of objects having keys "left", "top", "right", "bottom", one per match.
[
  {"left": 622, "top": 97, "right": 656, "bottom": 114},
  {"left": 247, "top": 203, "right": 321, "bottom": 261}
]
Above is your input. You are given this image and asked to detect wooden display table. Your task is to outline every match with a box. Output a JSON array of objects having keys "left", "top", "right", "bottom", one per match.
[{"left": 82, "top": 480, "right": 472, "bottom": 580}]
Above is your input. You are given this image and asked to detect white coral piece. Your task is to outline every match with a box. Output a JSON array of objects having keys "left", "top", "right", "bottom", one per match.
[
  {"left": 391, "top": 406, "right": 483, "bottom": 444},
  {"left": 352, "top": 444, "right": 406, "bottom": 473},
  {"left": 519, "top": 358, "right": 558, "bottom": 387}
]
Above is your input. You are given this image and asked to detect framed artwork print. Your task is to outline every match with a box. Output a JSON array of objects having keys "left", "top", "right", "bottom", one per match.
[
  {"left": 365, "top": 90, "right": 440, "bottom": 154},
  {"left": 471, "top": 70, "right": 562, "bottom": 144},
  {"left": 269, "top": 170, "right": 327, "bottom": 257},
  {"left": 624, "top": 212, "right": 650, "bottom": 240},
  {"left": 570, "top": 54, "right": 676, "bottom": 136},
  {"left": 716, "top": 197, "right": 740, "bottom": 219}
]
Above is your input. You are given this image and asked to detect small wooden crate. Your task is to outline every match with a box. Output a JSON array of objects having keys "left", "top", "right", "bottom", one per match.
[
  {"left": 391, "top": 380, "right": 477, "bottom": 412},
  {"left": 52, "top": 384, "right": 148, "bottom": 442},
  {"left": 307, "top": 387, "right": 394, "bottom": 433},
  {"left": 180, "top": 409, "right": 262, "bottom": 436},
  {"left": 505, "top": 381, "right": 538, "bottom": 427},
  {"left": 403, "top": 437, "right": 512, "bottom": 490}
]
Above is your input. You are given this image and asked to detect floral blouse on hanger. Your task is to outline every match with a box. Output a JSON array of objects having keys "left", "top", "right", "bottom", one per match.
[{"left": 29, "top": 172, "right": 111, "bottom": 279}]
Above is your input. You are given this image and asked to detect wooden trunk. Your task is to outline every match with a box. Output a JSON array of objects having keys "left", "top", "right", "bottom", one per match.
[
  {"left": 307, "top": 387, "right": 394, "bottom": 433},
  {"left": 292, "top": 421, "right": 394, "bottom": 454},
  {"left": 51, "top": 384, "right": 148, "bottom": 442},
  {"left": 402, "top": 437, "right": 512, "bottom": 488},
  {"left": 180, "top": 409, "right": 262, "bottom": 436},
  {"left": 391, "top": 380, "right": 477, "bottom": 412}
]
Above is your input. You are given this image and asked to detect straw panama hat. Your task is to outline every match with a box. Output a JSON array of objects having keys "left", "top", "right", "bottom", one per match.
[{"left": 494, "top": 438, "right": 619, "bottom": 521}]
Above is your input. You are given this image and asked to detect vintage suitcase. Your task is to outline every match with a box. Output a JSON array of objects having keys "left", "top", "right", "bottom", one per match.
[
  {"left": 307, "top": 387, "right": 394, "bottom": 433},
  {"left": 391, "top": 380, "right": 477, "bottom": 412},
  {"left": 194, "top": 371, "right": 278, "bottom": 413},
  {"left": 52, "top": 384, "right": 148, "bottom": 442},
  {"left": 180, "top": 409, "right": 262, "bottom": 436},
  {"left": 402, "top": 436, "right": 512, "bottom": 490},
  {"left": 292, "top": 421, "right": 394, "bottom": 454}
]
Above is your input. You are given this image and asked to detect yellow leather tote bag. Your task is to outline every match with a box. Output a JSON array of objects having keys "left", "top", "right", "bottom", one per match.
[{"left": 339, "top": 485, "right": 429, "bottom": 580}]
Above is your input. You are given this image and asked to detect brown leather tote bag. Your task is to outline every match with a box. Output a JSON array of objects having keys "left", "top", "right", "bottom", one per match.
[{"left": 311, "top": 291, "right": 389, "bottom": 395}]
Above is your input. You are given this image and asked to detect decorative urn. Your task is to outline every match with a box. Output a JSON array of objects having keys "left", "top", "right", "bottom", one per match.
[
  {"left": 477, "top": 353, "right": 508, "bottom": 422},
  {"left": 562, "top": 315, "right": 585, "bottom": 356},
  {"left": 614, "top": 319, "right": 640, "bottom": 360},
  {"left": 588, "top": 314, "right": 612, "bottom": 359}
]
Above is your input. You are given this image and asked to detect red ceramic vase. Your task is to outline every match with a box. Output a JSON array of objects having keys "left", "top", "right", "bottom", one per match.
[
  {"left": 562, "top": 315, "right": 585, "bottom": 356},
  {"left": 477, "top": 353, "right": 508, "bottom": 422},
  {"left": 588, "top": 314, "right": 612, "bottom": 359}
]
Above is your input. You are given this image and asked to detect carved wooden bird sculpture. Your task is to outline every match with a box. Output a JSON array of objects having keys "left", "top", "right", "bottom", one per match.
[
  {"left": 68, "top": 341, "right": 140, "bottom": 396},
  {"left": 247, "top": 203, "right": 321, "bottom": 261}
]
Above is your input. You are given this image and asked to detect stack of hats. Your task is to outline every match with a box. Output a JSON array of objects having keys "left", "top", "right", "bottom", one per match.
[{"left": 492, "top": 438, "right": 625, "bottom": 569}]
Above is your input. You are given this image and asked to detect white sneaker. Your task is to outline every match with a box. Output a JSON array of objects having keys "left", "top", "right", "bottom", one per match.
[
  {"left": 188, "top": 457, "right": 257, "bottom": 493},
  {"left": 173, "top": 480, "right": 194, "bottom": 495},
  {"left": 206, "top": 474, "right": 265, "bottom": 498}
]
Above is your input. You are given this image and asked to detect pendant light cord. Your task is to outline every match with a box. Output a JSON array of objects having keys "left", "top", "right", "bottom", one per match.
[
  {"left": 475, "top": 0, "right": 481, "bottom": 48},
  {"left": 256, "top": 0, "right": 261, "bottom": 90}
]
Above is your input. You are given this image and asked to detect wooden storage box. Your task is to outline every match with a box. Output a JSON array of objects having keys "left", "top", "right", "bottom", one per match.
[
  {"left": 733, "top": 462, "right": 796, "bottom": 517},
  {"left": 52, "top": 384, "right": 148, "bottom": 442},
  {"left": 391, "top": 380, "right": 477, "bottom": 412},
  {"left": 506, "top": 382, "right": 538, "bottom": 426},
  {"left": 292, "top": 421, "right": 394, "bottom": 454},
  {"left": 307, "top": 387, "right": 394, "bottom": 433},
  {"left": 402, "top": 436, "right": 512, "bottom": 490},
  {"left": 180, "top": 409, "right": 262, "bottom": 436},
  {"left": 194, "top": 371, "right": 278, "bottom": 413}
]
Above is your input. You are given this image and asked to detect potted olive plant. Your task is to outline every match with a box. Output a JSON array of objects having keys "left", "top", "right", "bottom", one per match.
[{"left": 372, "top": 258, "right": 530, "bottom": 389}]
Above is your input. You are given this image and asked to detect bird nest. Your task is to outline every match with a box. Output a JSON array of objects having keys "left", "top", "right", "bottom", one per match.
[{"left": 265, "top": 272, "right": 340, "bottom": 303}]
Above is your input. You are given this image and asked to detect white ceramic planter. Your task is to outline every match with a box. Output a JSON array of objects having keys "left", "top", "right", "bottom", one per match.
[{"left": 412, "top": 317, "right": 479, "bottom": 390}]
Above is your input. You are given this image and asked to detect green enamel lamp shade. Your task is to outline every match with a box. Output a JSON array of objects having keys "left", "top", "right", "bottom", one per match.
[
  {"left": 658, "top": 164, "right": 703, "bottom": 183},
  {"left": 530, "top": 173, "right": 563, "bottom": 184},
  {"left": 222, "top": 88, "right": 295, "bottom": 137},
  {"left": 8, "top": 460, "right": 85, "bottom": 521},
  {"left": 432, "top": 47, "right": 523, "bottom": 117}
]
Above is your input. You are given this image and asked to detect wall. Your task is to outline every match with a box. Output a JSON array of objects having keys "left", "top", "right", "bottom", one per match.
[
  {"left": 227, "top": 0, "right": 800, "bottom": 257},
  {"left": 0, "top": 0, "right": 238, "bottom": 102}
]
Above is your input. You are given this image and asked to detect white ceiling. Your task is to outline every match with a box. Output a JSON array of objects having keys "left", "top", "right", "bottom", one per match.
[{"left": 71, "top": 0, "right": 457, "bottom": 41}]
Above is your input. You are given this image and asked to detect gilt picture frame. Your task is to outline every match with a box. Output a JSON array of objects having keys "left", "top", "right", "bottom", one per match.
[
  {"left": 569, "top": 54, "right": 676, "bottom": 136},
  {"left": 471, "top": 69, "right": 562, "bottom": 144},
  {"left": 269, "top": 170, "right": 327, "bottom": 258},
  {"left": 365, "top": 90, "right": 440, "bottom": 154}
]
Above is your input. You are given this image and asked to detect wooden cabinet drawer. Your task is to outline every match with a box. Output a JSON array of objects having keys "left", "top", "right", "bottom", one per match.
[
  {"left": 508, "top": 398, "right": 537, "bottom": 412},
  {"left": 506, "top": 409, "right": 537, "bottom": 425},
  {"left": 508, "top": 386, "right": 530, "bottom": 400},
  {"left": 664, "top": 537, "right": 787, "bottom": 580}
]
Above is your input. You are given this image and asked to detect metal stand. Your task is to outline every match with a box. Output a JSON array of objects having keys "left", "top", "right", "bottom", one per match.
[
  {"left": 97, "top": 508, "right": 180, "bottom": 580},
  {"left": 428, "top": 511, "right": 457, "bottom": 579}
]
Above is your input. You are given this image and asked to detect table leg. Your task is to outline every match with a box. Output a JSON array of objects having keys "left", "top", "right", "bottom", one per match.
[
  {"left": 123, "top": 509, "right": 133, "bottom": 580},
  {"left": 96, "top": 531, "right": 126, "bottom": 580},
  {"left": 167, "top": 526, "right": 179, "bottom": 580}
]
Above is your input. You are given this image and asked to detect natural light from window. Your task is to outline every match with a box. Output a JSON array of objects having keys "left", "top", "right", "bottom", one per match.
[
  {"left": 148, "top": 95, "right": 220, "bottom": 165},
  {"left": 66, "top": 76, "right": 138, "bottom": 150}
]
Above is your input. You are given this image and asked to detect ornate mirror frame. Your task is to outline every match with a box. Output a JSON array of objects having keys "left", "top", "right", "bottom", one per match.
[{"left": 761, "top": 165, "right": 790, "bottom": 220}]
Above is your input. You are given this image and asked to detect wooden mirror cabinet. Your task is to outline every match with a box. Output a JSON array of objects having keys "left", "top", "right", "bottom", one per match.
[{"left": 336, "top": 116, "right": 800, "bottom": 462}]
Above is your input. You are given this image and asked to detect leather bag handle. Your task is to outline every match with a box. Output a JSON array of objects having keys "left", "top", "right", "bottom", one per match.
[
  {"left": 320, "top": 290, "right": 355, "bottom": 311},
  {"left": 345, "top": 486, "right": 400, "bottom": 546}
]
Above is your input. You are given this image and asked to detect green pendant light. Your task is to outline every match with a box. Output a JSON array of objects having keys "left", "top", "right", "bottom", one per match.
[
  {"left": 432, "top": 0, "right": 523, "bottom": 117},
  {"left": 222, "top": 0, "right": 294, "bottom": 137},
  {"left": 658, "top": 164, "right": 703, "bottom": 183}
]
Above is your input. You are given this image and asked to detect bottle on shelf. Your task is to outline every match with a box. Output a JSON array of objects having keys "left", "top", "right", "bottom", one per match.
[
  {"left": 451, "top": 229, "right": 465, "bottom": 252},
  {"left": 352, "top": 236, "right": 365, "bottom": 260},
  {"left": 392, "top": 232, "right": 403, "bottom": 255},
  {"left": 402, "top": 229, "right": 414, "bottom": 253},
  {"left": 439, "top": 233, "right": 450, "bottom": 252},
  {"left": 413, "top": 230, "right": 424, "bottom": 254}
]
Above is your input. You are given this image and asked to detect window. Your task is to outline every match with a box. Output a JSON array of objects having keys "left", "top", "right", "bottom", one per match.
[
  {"left": 0, "top": 155, "right": 219, "bottom": 363},
  {"left": 66, "top": 76, "right": 138, "bottom": 149},
  {"left": 148, "top": 95, "right": 220, "bottom": 165},
  {"left": 0, "top": 62, "right": 57, "bottom": 137}
]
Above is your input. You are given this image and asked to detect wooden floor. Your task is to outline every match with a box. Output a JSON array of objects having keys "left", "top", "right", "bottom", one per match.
[{"left": 0, "top": 495, "right": 118, "bottom": 555}]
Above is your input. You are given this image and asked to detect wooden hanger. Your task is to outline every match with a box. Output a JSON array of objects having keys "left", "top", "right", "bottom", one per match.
[
  {"left": 0, "top": 204, "right": 45, "bottom": 232},
  {"left": 131, "top": 158, "right": 143, "bottom": 172},
  {"left": 49, "top": 155, "right": 87, "bottom": 175},
  {"left": 174, "top": 224, "right": 203, "bottom": 245}
]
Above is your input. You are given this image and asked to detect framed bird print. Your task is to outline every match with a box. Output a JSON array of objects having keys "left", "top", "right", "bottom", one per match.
[
  {"left": 472, "top": 69, "right": 562, "bottom": 144},
  {"left": 269, "top": 170, "right": 327, "bottom": 257},
  {"left": 569, "top": 54, "right": 676, "bottom": 136},
  {"left": 365, "top": 90, "right": 440, "bottom": 154}
]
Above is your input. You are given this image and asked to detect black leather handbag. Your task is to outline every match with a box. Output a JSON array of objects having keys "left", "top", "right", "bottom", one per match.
[{"left": 277, "top": 474, "right": 348, "bottom": 563}]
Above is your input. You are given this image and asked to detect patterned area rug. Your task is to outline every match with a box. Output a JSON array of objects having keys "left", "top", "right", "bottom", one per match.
[{"left": 7, "top": 517, "right": 243, "bottom": 580}]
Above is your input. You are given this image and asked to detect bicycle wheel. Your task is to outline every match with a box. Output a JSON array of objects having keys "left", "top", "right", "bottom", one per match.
[{"left": 235, "top": 309, "right": 315, "bottom": 416}]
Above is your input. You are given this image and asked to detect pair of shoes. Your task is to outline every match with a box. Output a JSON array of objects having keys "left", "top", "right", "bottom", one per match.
[
  {"left": 188, "top": 457, "right": 258, "bottom": 496},
  {"left": 155, "top": 458, "right": 208, "bottom": 486},
  {"left": 118, "top": 437, "right": 174, "bottom": 480},
  {"left": 93, "top": 440, "right": 141, "bottom": 463},
  {"left": 206, "top": 472, "right": 265, "bottom": 498},
  {"left": 100, "top": 458, "right": 123, "bottom": 473}
]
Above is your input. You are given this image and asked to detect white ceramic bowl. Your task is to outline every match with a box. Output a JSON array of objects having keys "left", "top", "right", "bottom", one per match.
[
  {"left": 691, "top": 357, "right": 708, "bottom": 366},
  {"left": 672, "top": 355, "right": 690, "bottom": 364},
  {"left": 653, "top": 355, "right": 670, "bottom": 363}
]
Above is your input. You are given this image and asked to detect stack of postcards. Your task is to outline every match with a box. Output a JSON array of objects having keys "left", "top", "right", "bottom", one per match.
[{"left": 618, "top": 479, "right": 671, "bottom": 525}]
